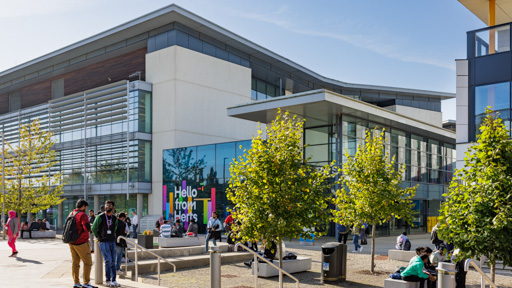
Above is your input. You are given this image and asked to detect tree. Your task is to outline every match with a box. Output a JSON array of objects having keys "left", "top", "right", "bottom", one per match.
[
  {"left": 227, "top": 109, "right": 339, "bottom": 287},
  {"left": 1, "top": 119, "right": 64, "bottom": 217},
  {"left": 438, "top": 110, "right": 512, "bottom": 281},
  {"left": 332, "top": 128, "right": 416, "bottom": 273}
]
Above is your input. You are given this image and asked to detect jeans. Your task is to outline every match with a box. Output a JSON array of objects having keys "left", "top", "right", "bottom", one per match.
[
  {"left": 353, "top": 235, "right": 361, "bottom": 251},
  {"left": 338, "top": 232, "right": 348, "bottom": 244},
  {"left": 99, "top": 241, "right": 117, "bottom": 281},
  {"left": 205, "top": 233, "right": 217, "bottom": 252},
  {"left": 403, "top": 275, "right": 428, "bottom": 288},
  {"left": 115, "top": 245, "right": 124, "bottom": 271},
  {"left": 132, "top": 224, "right": 138, "bottom": 238}
]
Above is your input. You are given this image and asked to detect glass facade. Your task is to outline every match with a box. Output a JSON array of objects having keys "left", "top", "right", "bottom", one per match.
[
  {"left": 475, "top": 24, "right": 510, "bottom": 57},
  {"left": 251, "top": 78, "right": 282, "bottom": 100},
  {"left": 0, "top": 81, "right": 152, "bottom": 227},
  {"left": 474, "top": 82, "right": 511, "bottom": 136},
  {"left": 162, "top": 140, "right": 251, "bottom": 234}
]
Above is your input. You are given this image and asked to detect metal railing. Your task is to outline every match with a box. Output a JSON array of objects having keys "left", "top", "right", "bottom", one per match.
[
  {"left": 464, "top": 259, "right": 497, "bottom": 288},
  {"left": 234, "top": 243, "right": 299, "bottom": 288},
  {"left": 117, "top": 236, "right": 176, "bottom": 286}
]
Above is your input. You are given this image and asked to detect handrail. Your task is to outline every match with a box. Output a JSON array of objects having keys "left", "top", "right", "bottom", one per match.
[
  {"left": 464, "top": 259, "right": 498, "bottom": 288},
  {"left": 117, "top": 236, "right": 176, "bottom": 286},
  {"left": 235, "top": 243, "right": 299, "bottom": 288}
]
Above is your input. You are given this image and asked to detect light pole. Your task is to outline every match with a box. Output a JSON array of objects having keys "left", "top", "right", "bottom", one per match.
[{"left": 1, "top": 131, "right": 5, "bottom": 240}]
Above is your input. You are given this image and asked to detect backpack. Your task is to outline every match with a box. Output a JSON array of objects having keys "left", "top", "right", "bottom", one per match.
[
  {"left": 403, "top": 239, "right": 411, "bottom": 251},
  {"left": 431, "top": 229, "right": 441, "bottom": 244},
  {"left": 62, "top": 211, "right": 81, "bottom": 244}
]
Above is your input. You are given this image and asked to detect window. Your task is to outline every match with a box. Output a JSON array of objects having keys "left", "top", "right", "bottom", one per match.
[
  {"left": 475, "top": 82, "right": 510, "bottom": 115},
  {"left": 475, "top": 25, "right": 510, "bottom": 57}
]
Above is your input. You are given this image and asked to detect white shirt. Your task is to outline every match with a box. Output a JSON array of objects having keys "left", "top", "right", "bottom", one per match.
[
  {"left": 46, "top": 221, "right": 50, "bottom": 230},
  {"left": 132, "top": 214, "right": 139, "bottom": 225}
]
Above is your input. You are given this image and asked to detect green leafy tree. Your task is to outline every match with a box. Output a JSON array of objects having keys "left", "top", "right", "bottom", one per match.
[
  {"left": 332, "top": 128, "right": 416, "bottom": 273},
  {"left": 438, "top": 110, "right": 512, "bottom": 281},
  {"left": 227, "top": 109, "right": 339, "bottom": 287},
  {"left": 1, "top": 119, "right": 64, "bottom": 217}
]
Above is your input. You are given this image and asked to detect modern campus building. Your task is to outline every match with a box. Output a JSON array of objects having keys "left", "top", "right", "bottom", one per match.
[
  {"left": 0, "top": 4, "right": 455, "bottom": 235},
  {"left": 456, "top": 0, "right": 512, "bottom": 169}
]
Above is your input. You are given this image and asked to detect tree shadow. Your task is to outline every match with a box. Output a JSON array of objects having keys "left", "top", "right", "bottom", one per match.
[
  {"left": 15, "top": 257, "right": 43, "bottom": 264},
  {"left": 262, "top": 271, "right": 384, "bottom": 287}
]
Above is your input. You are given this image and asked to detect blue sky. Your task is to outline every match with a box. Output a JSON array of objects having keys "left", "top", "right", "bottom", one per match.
[{"left": 0, "top": 0, "right": 485, "bottom": 121}]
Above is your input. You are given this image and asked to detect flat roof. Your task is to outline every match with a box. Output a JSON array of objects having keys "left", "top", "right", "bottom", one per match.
[
  {"left": 459, "top": 0, "right": 512, "bottom": 26},
  {"left": 228, "top": 89, "right": 456, "bottom": 143},
  {"left": 0, "top": 4, "right": 454, "bottom": 101}
]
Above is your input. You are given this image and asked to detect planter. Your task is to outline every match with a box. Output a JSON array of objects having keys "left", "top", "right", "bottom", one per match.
[{"left": 137, "top": 234, "right": 154, "bottom": 249}]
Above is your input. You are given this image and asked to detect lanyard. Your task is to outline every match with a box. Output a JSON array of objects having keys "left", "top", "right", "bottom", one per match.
[{"left": 105, "top": 214, "right": 112, "bottom": 229}]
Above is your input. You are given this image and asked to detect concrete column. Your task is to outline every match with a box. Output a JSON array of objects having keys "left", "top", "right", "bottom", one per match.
[
  {"left": 27, "top": 211, "right": 33, "bottom": 223},
  {"left": 94, "top": 195, "right": 99, "bottom": 214},
  {"left": 94, "top": 240, "right": 103, "bottom": 285},
  {"left": 57, "top": 204, "right": 63, "bottom": 230},
  {"left": 137, "top": 193, "right": 143, "bottom": 233}
]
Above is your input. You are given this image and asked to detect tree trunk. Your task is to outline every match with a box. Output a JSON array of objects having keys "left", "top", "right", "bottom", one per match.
[
  {"left": 279, "top": 240, "right": 283, "bottom": 288},
  {"left": 491, "top": 261, "right": 495, "bottom": 283},
  {"left": 371, "top": 224, "right": 376, "bottom": 273}
]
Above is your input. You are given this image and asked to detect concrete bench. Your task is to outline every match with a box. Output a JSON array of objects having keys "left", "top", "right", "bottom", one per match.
[
  {"left": 22, "top": 230, "right": 57, "bottom": 238},
  {"left": 252, "top": 256, "right": 312, "bottom": 278},
  {"left": 384, "top": 278, "right": 421, "bottom": 288},
  {"left": 159, "top": 236, "right": 202, "bottom": 248},
  {"left": 388, "top": 250, "right": 417, "bottom": 262}
]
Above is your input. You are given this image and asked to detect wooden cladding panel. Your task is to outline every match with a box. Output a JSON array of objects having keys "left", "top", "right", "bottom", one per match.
[{"left": 0, "top": 48, "right": 147, "bottom": 115}]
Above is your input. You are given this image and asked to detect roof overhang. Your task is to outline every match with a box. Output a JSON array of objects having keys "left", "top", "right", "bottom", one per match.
[
  {"left": 459, "top": 0, "right": 512, "bottom": 26},
  {"left": 1, "top": 4, "right": 454, "bottom": 100},
  {"left": 228, "top": 89, "right": 456, "bottom": 143}
]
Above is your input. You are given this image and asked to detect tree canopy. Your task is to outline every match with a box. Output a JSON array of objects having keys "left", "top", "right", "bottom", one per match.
[
  {"left": 438, "top": 110, "right": 512, "bottom": 280},
  {"left": 332, "top": 128, "right": 416, "bottom": 273}
]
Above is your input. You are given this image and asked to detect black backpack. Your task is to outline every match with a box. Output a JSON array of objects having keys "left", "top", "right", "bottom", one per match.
[
  {"left": 403, "top": 239, "right": 411, "bottom": 251},
  {"left": 62, "top": 212, "right": 81, "bottom": 244}
]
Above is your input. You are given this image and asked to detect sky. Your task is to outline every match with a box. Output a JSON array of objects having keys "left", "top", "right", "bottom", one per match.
[{"left": 0, "top": 0, "right": 485, "bottom": 121}]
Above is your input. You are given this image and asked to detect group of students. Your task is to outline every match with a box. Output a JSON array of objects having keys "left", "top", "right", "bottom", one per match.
[
  {"left": 66, "top": 198, "right": 139, "bottom": 288},
  {"left": 155, "top": 216, "right": 198, "bottom": 238},
  {"left": 337, "top": 223, "right": 369, "bottom": 253}
]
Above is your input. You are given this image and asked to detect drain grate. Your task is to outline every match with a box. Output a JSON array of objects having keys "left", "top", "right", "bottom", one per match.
[{"left": 221, "top": 274, "right": 239, "bottom": 279}]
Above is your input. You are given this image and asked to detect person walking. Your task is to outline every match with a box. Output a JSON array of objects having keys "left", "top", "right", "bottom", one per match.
[
  {"left": 351, "top": 223, "right": 362, "bottom": 253},
  {"left": 5, "top": 210, "right": 19, "bottom": 257},
  {"left": 92, "top": 200, "right": 119, "bottom": 287},
  {"left": 205, "top": 212, "right": 222, "bottom": 253},
  {"left": 67, "top": 199, "right": 97, "bottom": 288},
  {"left": 131, "top": 211, "right": 138, "bottom": 238},
  {"left": 88, "top": 209, "right": 96, "bottom": 254},
  {"left": 337, "top": 224, "right": 349, "bottom": 244}
]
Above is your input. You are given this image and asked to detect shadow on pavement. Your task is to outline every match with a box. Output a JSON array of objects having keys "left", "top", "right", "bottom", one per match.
[{"left": 16, "top": 257, "right": 43, "bottom": 264}]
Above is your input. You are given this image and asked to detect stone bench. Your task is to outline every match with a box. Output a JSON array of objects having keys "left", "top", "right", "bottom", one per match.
[
  {"left": 388, "top": 250, "right": 417, "bottom": 262},
  {"left": 21, "top": 230, "right": 56, "bottom": 239},
  {"left": 252, "top": 256, "right": 312, "bottom": 278},
  {"left": 159, "top": 236, "right": 202, "bottom": 248},
  {"left": 384, "top": 278, "right": 421, "bottom": 288}
]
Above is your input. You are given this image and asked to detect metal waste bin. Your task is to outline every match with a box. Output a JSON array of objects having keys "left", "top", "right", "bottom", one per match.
[
  {"left": 321, "top": 242, "right": 347, "bottom": 282},
  {"left": 436, "top": 262, "right": 457, "bottom": 288}
]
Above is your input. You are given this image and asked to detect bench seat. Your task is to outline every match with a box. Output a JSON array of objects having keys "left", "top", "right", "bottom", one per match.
[
  {"left": 159, "top": 236, "right": 202, "bottom": 248},
  {"left": 24, "top": 230, "right": 56, "bottom": 238},
  {"left": 384, "top": 278, "right": 421, "bottom": 288},
  {"left": 252, "top": 256, "right": 312, "bottom": 278},
  {"left": 388, "top": 249, "right": 417, "bottom": 261}
]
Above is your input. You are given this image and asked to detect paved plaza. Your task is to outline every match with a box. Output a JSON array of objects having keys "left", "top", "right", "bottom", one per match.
[{"left": 1, "top": 233, "right": 511, "bottom": 288}]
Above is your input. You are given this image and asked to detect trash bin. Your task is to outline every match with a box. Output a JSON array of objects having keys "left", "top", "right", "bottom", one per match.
[
  {"left": 436, "top": 262, "right": 457, "bottom": 288},
  {"left": 321, "top": 242, "right": 347, "bottom": 282}
]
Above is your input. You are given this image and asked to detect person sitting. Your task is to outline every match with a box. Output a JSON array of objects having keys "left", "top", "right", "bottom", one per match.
[
  {"left": 29, "top": 220, "right": 40, "bottom": 231},
  {"left": 409, "top": 247, "right": 425, "bottom": 266},
  {"left": 430, "top": 245, "right": 446, "bottom": 267},
  {"left": 423, "top": 247, "right": 437, "bottom": 275},
  {"left": 159, "top": 220, "right": 172, "bottom": 238},
  {"left": 172, "top": 219, "right": 185, "bottom": 237},
  {"left": 396, "top": 232, "right": 410, "bottom": 250},
  {"left": 186, "top": 219, "right": 198, "bottom": 236},
  {"left": 20, "top": 221, "right": 31, "bottom": 239},
  {"left": 402, "top": 254, "right": 436, "bottom": 288},
  {"left": 37, "top": 219, "right": 46, "bottom": 231},
  {"left": 43, "top": 218, "right": 50, "bottom": 230}
]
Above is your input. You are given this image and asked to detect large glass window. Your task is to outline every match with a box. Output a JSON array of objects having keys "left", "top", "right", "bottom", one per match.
[
  {"left": 475, "top": 82, "right": 511, "bottom": 136},
  {"left": 475, "top": 25, "right": 510, "bottom": 57}
]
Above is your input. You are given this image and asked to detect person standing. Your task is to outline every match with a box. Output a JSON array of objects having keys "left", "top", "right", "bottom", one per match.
[
  {"left": 115, "top": 212, "right": 129, "bottom": 276},
  {"left": 5, "top": 210, "right": 19, "bottom": 257},
  {"left": 92, "top": 200, "right": 119, "bottom": 287},
  {"left": 88, "top": 209, "right": 96, "bottom": 254},
  {"left": 205, "top": 212, "right": 222, "bottom": 253},
  {"left": 337, "top": 224, "right": 349, "bottom": 244},
  {"left": 131, "top": 211, "right": 138, "bottom": 238},
  {"left": 67, "top": 199, "right": 97, "bottom": 288}
]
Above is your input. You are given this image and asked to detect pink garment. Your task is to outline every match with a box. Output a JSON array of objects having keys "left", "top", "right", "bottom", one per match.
[
  {"left": 6, "top": 210, "right": 19, "bottom": 238},
  {"left": 7, "top": 236, "right": 16, "bottom": 254},
  {"left": 158, "top": 215, "right": 164, "bottom": 226}
]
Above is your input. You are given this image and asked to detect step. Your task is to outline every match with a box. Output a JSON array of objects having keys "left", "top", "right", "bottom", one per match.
[
  {"left": 121, "top": 251, "right": 254, "bottom": 275},
  {"left": 126, "top": 242, "right": 231, "bottom": 260}
]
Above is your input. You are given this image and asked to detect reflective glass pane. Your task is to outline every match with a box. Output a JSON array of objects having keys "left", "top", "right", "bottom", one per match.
[{"left": 475, "top": 82, "right": 510, "bottom": 115}]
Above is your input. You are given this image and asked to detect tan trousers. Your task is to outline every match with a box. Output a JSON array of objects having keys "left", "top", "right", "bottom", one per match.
[{"left": 69, "top": 242, "right": 92, "bottom": 285}]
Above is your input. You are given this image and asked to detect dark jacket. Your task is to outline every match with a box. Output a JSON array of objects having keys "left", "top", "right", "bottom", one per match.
[
  {"left": 115, "top": 220, "right": 128, "bottom": 247},
  {"left": 91, "top": 213, "right": 118, "bottom": 242}
]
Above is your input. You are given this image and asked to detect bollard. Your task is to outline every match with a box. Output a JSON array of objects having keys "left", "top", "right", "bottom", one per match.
[
  {"left": 210, "top": 246, "right": 221, "bottom": 288},
  {"left": 94, "top": 240, "right": 103, "bottom": 285},
  {"left": 436, "top": 262, "right": 457, "bottom": 288}
]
